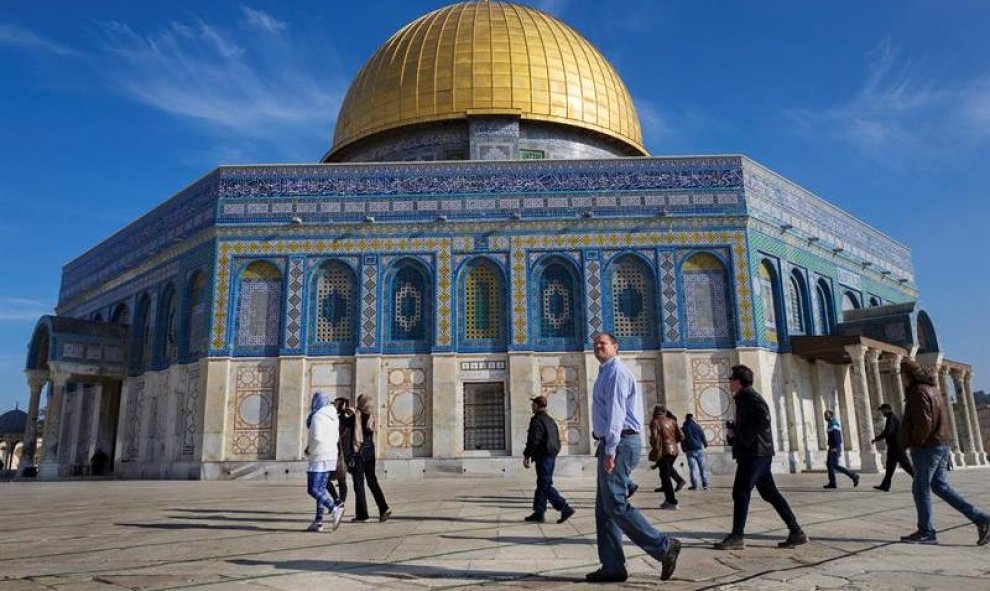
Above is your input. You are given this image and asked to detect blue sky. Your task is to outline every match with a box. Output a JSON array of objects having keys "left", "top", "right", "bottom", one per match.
[{"left": 1, "top": 1, "right": 987, "bottom": 411}]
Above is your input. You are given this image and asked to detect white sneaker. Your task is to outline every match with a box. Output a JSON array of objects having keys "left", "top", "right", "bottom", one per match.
[
  {"left": 306, "top": 520, "right": 325, "bottom": 532},
  {"left": 330, "top": 503, "right": 345, "bottom": 532}
]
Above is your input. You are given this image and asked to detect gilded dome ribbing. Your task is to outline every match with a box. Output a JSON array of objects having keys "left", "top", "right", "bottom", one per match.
[{"left": 328, "top": 1, "right": 645, "bottom": 158}]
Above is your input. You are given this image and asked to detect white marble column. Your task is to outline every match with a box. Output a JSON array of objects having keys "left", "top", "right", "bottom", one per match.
[
  {"left": 39, "top": 371, "right": 69, "bottom": 479},
  {"left": 938, "top": 366, "right": 964, "bottom": 466},
  {"left": 951, "top": 369, "right": 979, "bottom": 465},
  {"left": 866, "top": 349, "right": 886, "bottom": 446},
  {"left": 18, "top": 370, "right": 48, "bottom": 474},
  {"left": 888, "top": 354, "right": 905, "bottom": 416},
  {"left": 809, "top": 361, "right": 828, "bottom": 452},
  {"left": 844, "top": 345, "right": 880, "bottom": 472},
  {"left": 780, "top": 354, "right": 804, "bottom": 471},
  {"left": 962, "top": 371, "right": 987, "bottom": 465}
]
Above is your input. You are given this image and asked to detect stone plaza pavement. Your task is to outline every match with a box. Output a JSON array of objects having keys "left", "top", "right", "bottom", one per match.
[{"left": 1, "top": 467, "right": 989, "bottom": 591}]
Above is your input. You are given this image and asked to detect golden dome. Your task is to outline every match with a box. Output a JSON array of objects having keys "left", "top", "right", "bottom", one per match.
[{"left": 328, "top": 1, "right": 646, "bottom": 158}]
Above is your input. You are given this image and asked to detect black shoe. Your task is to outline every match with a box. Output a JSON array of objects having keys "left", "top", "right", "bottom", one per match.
[
  {"left": 977, "top": 519, "right": 990, "bottom": 546},
  {"left": 653, "top": 487, "right": 663, "bottom": 492},
  {"left": 852, "top": 474, "right": 860, "bottom": 487},
  {"left": 524, "top": 513, "right": 546, "bottom": 523},
  {"left": 379, "top": 508, "right": 392, "bottom": 522},
  {"left": 687, "top": 486, "right": 698, "bottom": 491},
  {"left": 660, "top": 537, "right": 681, "bottom": 581},
  {"left": 585, "top": 568, "right": 628, "bottom": 583},
  {"left": 674, "top": 480, "right": 685, "bottom": 492},
  {"left": 626, "top": 483, "right": 639, "bottom": 499},
  {"left": 714, "top": 534, "right": 744, "bottom": 550},
  {"left": 350, "top": 516, "right": 370, "bottom": 523},
  {"left": 778, "top": 529, "right": 808, "bottom": 548},
  {"left": 557, "top": 507, "right": 575, "bottom": 524},
  {"left": 873, "top": 485, "right": 890, "bottom": 492},
  {"left": 823, "top": 483, "right": 837, "bottom": 489},
  {"left": 900, "top": 531, "right": 938, "bottom": 545}
]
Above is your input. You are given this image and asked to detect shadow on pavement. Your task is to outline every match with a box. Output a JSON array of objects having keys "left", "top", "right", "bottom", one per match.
[{"left": 228, "top": 558, "right": 579, "bottom": 582}]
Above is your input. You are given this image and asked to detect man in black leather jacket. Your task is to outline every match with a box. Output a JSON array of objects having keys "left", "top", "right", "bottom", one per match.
[
  {"left": 715, "top": 365, "right": 807, "bottom": 550},
  {"left": 522, "top": 396, "right": 574, "bottom": 524}
]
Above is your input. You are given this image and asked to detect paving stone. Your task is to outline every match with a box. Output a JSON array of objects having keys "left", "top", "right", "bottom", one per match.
[{"left": 2, "top": 470, "right": 989, "bottom": 590}]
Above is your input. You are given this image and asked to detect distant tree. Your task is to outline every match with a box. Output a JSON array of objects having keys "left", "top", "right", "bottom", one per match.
[{"left": 975, "top": 390, "right": 989, "bottom": 405}]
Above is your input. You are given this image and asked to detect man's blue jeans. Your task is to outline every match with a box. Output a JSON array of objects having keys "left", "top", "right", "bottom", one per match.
[
  {"left": 533, "top": 455, "right": 569, "bottom": 516},
  {"left": 685, "top": 449, "right": 708, "bottom": 488},
  {"left": 595, "top": 434, "right": 670, "bottom": 574},
  {"left": 911, "top": 445, "right": 990, "bottom": 537},
  {"left": 826, "top": 449, "right": 857, "bottom": 485}
]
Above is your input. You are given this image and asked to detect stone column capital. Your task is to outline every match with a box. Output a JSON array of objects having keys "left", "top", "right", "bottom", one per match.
[
  {"left": 844, "top": 344, "right": 866, "bottom": 362},
  {"left": 865, "top": 348, "right": 881, "bottom": 364},
  {"left": 24, "top": 369, "right": 48, "bottom": 392}
]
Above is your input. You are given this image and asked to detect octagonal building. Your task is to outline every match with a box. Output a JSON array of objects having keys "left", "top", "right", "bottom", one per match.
[{"left": 22, "top": 1, "right": 987, "bottom": 480}]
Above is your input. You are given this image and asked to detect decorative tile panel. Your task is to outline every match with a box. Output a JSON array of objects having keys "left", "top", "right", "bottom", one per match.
[
  {"left": 360, "top": 255, "right": 378, "bottom": 348},
  {"left": 659, "top": 252, "right": 680, "bottom": 342},
  {"left": 691, "top": 356, "right": 733, "bottom": 445},
  {"left": 284, "top": 257, "right": 305, "bottom": 349},
  {"left": 583, "top": 252, "right": 603, "bottom": 340},
  {"left": 383, "top": 359, "right": 431, "bottom": 456},
  {"left": 539, "top": 357, "right": 583, "bottom": 453},
  {"left": 227, "top": 363, "right": 277, "bottom": 459}
]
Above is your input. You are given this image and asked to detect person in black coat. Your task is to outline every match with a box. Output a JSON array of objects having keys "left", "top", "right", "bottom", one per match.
[
  {"left": 523, "top": 396, "right": 575, "bottom": 523},
  {"left": 872, "top": 403, "right": 914, "bottom": 491},
  {"left": 714, "top": 364, "right": 807, "bottom": 550}
]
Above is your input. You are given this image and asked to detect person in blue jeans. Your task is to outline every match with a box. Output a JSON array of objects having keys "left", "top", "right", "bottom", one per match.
[
  {"left": 823, "top": 410, "right": 860, "bottom": 489},
  {"left": 522, "top": 395, "right": 574, "bottom": 524},
  {"left": 898, "top": 359, "right": 990, "bottom": 545},
  {"left": 586, "top": 333, "right": 680, "bottom": 583},
  {"left": 680, "top": 413, "right": 709, "bottom": 490}
]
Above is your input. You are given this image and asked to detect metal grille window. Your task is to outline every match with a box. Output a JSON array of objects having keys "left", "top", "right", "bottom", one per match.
[
  {"left": 787, "top": 276, "right": 805, "bottom": 334},
  {"left": 463, "top": 382, "right": 506, "bottom": 451},
  {"left": 163, "top": 288, "right": 179, "bottom": 364},
  {"left": 315, "top": 262, "right": 356, "bottom": 343},
  {"left": 187, "top": 273, "right": 207, "bottom": 358},
  {"left": 391, "top": 265, "right": 427, "bottom": 341},
  {"left": 611, "top": 258, "right": 653, "bottom": 337},
  {"left": 464, "top": 263, "right": 500, "bottom": 340},
  {"left": 539, "top": 263, "right": 577, "bottom": 339},
  {"left": 237, "top": 262, "right": 282, "bottom": 348}
]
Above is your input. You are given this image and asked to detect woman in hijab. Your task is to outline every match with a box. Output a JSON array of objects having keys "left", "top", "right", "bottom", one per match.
[
  {"left": 305, "top": 391, "right": 344, "bottom": 532},
  {"left": 350, "top": 393, "right": 392, "bottom": 522}
]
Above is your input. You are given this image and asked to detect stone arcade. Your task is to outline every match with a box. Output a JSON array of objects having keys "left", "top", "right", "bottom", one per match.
[{"left": 20, "top": 2, "right": 986, "bottom": 480}]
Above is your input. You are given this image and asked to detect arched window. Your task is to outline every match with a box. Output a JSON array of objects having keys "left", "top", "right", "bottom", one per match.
[
  {"left": 111, "top": 303, "right": 129, "bottom": 326},
  {"left": 534, "top": 257, "right": 582, "bottom": 347},
  {"left": 312, "top": 260, "right": 358, "bottom": 352},
  {"left": 131, "top": 294, "right": 153, "bottom": 373},
  {"left": 842, "top": 291, "right": 860, "bottom": 318},
  {"left": 917, "top": 311, "right": 938, "bottom": 353},
  {"left": 459, "top": 258, "right": 506, "bottom": 348},
  {"left": 185, "top": 271, "right": 208, "bottom": 360},
  {"left": 682, "top": 253, "right": 732, "bottom": 341},
  {"left": 607, "top": 254, "right": 657, "bottom": 348},
  {"left": 786, "top": 271, "right": 808, "bottom": 336},
  {"left": 159, "top": 284, "right": 179, "bottom": 365},
  {"left": 815, "top": 279, "right": 835, "bottom": 334},
  {"left": 235, "top": 261, "right": 282, "bottom": 351},
  {"left": 92, "top": 312, "right": 103, "bottom": 322},
  {"left": 868, "top": 296, "right": 881, "bottom": 307},
  {"left": 758, "top": 261, "right": 780, "bottom": 344},
  {"left": 387, "top": 260, "right": 431, "bottom": 347}
]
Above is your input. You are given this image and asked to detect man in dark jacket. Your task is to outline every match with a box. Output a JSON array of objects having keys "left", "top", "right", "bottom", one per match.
[
  {"left": 872, "top": 403, "right": 914, "bottom": 492},
  {"left": 898, "top": 360, "right": 990, "bottom": 545},
  {"left": 714, "top": 364, "right": 807, "bottom": 550},
  {"left": 681, "top": 414, "right": 709, "bottom": 490},
  {"left": 823, "top": 410, "right": 859, "bottom": 489},
  {"left": 523, "top": 396, "right": 574, "bottom": 524}
]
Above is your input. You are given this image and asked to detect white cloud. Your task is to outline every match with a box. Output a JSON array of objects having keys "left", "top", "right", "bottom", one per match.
[
  {"left": 634, "top": 97, "right": 674, "bottom": 148},
  {"left": 242, "top": 7, "right": 287, "bottom": 34},
  {"left": 0, "top": 23, "right": 79, "bottom": 57},
  {"left": 91, "top": 12, "right": 346, "bottom": 160},
  {"left": 784, "top": 37, "right": 990, "bottom": 163},
  {"left": 0, "top": 297, "right": 53, "bottom": 322}
]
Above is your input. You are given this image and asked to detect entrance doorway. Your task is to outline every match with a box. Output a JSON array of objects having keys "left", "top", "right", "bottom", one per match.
[{"left": 463, "top": 382, "right": 506, "bottom": 452}]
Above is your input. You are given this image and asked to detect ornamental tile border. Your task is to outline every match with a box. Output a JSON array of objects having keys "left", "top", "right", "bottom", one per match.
[{"left": 211, "top": 230, "right": 755, "bottom": 351}]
